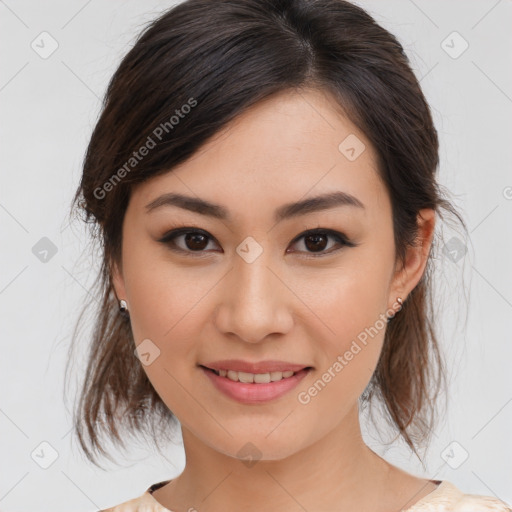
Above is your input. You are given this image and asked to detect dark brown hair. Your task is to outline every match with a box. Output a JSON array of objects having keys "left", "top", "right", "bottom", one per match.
[{"left": 66, "top": 0, "right": 467, "bottom": 468}]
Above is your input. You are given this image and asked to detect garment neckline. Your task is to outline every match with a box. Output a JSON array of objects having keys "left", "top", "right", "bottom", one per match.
[
  {"left": 147, "top": 479, "right": 173, "bottom": 494},
  {"left": 402, "top": 480, "right": 452, "bottom": 510},
  {"left": 146, "top": 478, "right": 447, "bottom": 511}
]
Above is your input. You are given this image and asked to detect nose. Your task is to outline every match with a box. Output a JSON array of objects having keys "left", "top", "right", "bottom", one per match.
[{"left": 213, "top": 250, "right": 294, "bottom": 344}]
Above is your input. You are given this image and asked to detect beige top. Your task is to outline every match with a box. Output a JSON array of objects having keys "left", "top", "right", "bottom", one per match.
[{"left": 101, "top": 479, "right": 512, "bottom": 511}]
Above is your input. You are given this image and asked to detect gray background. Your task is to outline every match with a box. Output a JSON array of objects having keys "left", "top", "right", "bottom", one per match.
[{"left": 1, "top": 0, "right": 511, "bottom": 510}]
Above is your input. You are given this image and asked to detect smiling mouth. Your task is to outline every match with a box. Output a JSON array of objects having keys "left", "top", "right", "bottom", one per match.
[{"left": 200, "top": 365, "right": 313, "bottom": 384}]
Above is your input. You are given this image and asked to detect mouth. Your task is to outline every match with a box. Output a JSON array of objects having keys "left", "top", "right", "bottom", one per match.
[
  {"left": 200, "top": 365, "right": 313, "bottom": 383},
  {"left": 198, "top": 363, "right": 313, "bottom": 404}
]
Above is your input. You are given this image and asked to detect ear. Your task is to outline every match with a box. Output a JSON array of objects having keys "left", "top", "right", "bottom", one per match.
[
  {"left": 111, "top": 259, "right": 127, "bottom": 304},
  {"left": 389, "top": 208, "right": 436, "bottom": 304}
]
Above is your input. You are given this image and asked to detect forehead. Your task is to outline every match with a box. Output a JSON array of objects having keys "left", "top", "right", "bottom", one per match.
[{"left": 129, "top": 88, "right": 390, "bottom": 223}]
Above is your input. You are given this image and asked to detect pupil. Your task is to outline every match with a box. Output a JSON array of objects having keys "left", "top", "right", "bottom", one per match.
[
  {"left": 186, "top": 233, "right": 207, "bottom": 250},
  {"left": 305, "top": 234, "right": 327, "bottom": 252}
]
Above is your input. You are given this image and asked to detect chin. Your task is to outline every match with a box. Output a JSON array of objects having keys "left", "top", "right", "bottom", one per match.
[{"left": 201, "top": 427, "right": 311, "bottom": 464}]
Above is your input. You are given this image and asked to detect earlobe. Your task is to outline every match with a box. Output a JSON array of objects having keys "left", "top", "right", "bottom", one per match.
[{"left": 111, "top": 260, "right": 127, "bottom": 302}]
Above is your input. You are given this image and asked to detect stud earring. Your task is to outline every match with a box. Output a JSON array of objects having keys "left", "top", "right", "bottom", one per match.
[
  {"left": 387, "top": 296, "right": 403, "bottom": 322},
  {"left": 119, "top": 299, "right": 129, "bottom": 317}
]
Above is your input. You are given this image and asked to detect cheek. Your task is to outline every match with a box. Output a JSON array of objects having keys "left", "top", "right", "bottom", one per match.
[
  {"left": 124, "top": 243, "right": 216, "bottom": 342},
  {"left": 297, "top": 290, "right": 386, "bottom": 417},
  {"left": 122, "top": 245, "right": 220, "bottom": 394},
  {"left": 309, "top": 260, "right": 391, "bottom": 337},
  {"left": 303, "top": 249, "right": 393, "bottom": 388}
]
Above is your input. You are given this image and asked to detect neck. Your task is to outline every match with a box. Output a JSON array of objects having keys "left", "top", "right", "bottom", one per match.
[{"left": 153, "top": 405, "right": 399, "bottom": 512}]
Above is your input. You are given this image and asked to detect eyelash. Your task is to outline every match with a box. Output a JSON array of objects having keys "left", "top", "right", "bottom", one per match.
[{"left": 157, "top": 226, "right": 357, "bottom": 258}]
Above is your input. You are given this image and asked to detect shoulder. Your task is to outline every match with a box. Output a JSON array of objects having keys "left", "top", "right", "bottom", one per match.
[
  {"left": 453, "top": 491, "right": 512, "bottom": 512},
  {"left": 406, "top": 480, "right": 512, "bottom": 511},
  {"left": 98, "top": 491, "right": 169, "bottom": 512},
  {"left": 97, "top": 479, "right": 173, "bottom": 512},
  {"left": 97, "top": 494, "right": 144, "bottom": 512}
]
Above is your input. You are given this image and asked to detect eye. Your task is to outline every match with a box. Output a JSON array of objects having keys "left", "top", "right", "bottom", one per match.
[
  {"left": 158, "top": 227, "right": 220, "bottom": 255},
  {"left": 157, "top": 226, "right": 356, "bottom": 257},
  {"left": 287, "top": 228, "right": 356, "bottom": 257}
]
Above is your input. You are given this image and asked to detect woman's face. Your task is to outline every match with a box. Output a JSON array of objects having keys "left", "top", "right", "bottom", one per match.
[{"left": 113, "top": 88, "right": 433, "bottom": 461}]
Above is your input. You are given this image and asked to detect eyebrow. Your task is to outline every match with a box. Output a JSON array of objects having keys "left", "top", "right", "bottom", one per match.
[{"left": 145, "top": 191, "right": 365, "bottom": 222}]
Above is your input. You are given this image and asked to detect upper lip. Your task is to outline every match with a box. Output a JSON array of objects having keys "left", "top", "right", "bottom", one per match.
[{"left": 201, "top": 360, "right": 312, "bottom": 374}]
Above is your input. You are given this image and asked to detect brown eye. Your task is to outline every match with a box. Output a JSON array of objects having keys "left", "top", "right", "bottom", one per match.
[
  {"left": 158, "top": 226, "right": 356, "bottom": 258},
  {"left": 287, "top": 228, "right": 356, "bottom": 257},
  {"left": 183, "top": 232, "right": 209, "bottom": 251},
  {"left": 304, "top": 233, "right": 329, "bottom": 252},
  {"left": 158, "top": 228, "right": 220, "bottom": 255}
]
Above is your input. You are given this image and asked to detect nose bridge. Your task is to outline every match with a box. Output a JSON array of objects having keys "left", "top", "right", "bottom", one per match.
[
  {"left": 215, "top": 242, "right": 292, "bottom": 343},
  {"left": 235, "top": 250, "right": 276, "bottom": 308}
]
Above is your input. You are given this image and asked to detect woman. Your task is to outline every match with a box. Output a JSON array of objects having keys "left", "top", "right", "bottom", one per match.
[{"left": 68, "top": 0, "right": 511, "bottom": 510}]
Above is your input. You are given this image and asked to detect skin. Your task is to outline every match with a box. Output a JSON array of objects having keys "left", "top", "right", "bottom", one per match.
[{"left": 112, "top": 88, "right": 438, "bottom": 512}]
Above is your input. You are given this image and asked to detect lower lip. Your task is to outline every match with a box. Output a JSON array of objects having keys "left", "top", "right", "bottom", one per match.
[{"left": 200, "top": 366, "right": 311, "bottom": 404}]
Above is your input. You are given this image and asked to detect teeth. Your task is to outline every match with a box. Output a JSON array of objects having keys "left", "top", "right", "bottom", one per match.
[{"left": 214, "top": 369, "right": 296, "bottom": 382}]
